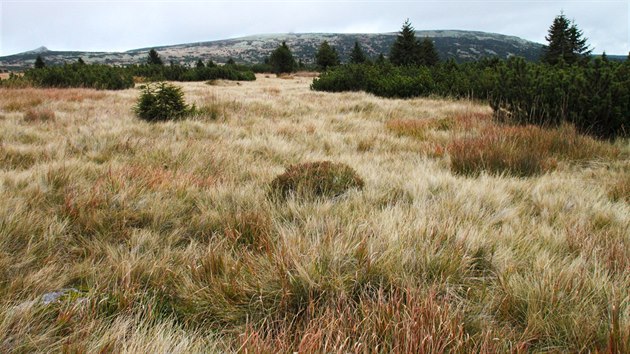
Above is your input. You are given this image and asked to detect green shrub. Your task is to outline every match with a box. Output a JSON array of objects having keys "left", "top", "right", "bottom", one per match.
[
  {"left": 268, "top": 42, "right": 296, "bottom": 74},
  {"left": 270, "top": 161, "right": 364, "bottom": 200},
  {"left": 313, "top": 58, "right": 629, "bottom": 139},
  {"left": 0, "top": 73, "right": 32, "bottom": 88},
  {"left": 128, "top": 64, "right": 256, "bottom": 82},
  {"left": 311, "top": 62, "right": 495, "bottom": 100},
  {"left": 134, "top": 82, "right": 193, "bottom": 122},
  {"left": 23, "top": 63, "right": 134, "bottom": 90},
  {"left": 490, "top": 57, "right": 630, "bottom": 139}
]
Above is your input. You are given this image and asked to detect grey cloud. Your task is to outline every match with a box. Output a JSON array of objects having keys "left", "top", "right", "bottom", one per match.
[{"left": 1, "top": 1, "right": 627, "bottom": 56}]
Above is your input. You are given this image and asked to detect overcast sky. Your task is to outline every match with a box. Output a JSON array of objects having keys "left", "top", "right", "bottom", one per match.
[{"left": 1, "top": 0, "right": 628, "bottom": 56}]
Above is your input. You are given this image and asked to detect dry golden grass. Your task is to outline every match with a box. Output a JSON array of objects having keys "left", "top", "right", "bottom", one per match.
[{"left": 0, "top": 75, "right": 628, "bottom": 352}]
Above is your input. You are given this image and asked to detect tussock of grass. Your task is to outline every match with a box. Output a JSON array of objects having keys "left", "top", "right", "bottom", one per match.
[
  {"left": 386, "top": 118, "right": 433, "bottom": 139},
  {"left": 3, "top": 98, "right": 43, "bottom": 112},
  {"left": 269, "top": 161, "right": 365, "bottom": 200},
  {"left": 0, "top": 145, "right": 50, "bottom": 170},
  {"left": 386, "top": 112, "right": 489, "bottom": 140},
  {"left": 609, "top": 174, "right": 630, "bottom": 203},
  {"left": 23, "top": 108, "right": 56, "bottom": 122},
  {"left": 239, "top": 287, "right": 501, "bottom": 353},
  {"left": 449, "top": 124, "right": 618, "bottom": 177}
]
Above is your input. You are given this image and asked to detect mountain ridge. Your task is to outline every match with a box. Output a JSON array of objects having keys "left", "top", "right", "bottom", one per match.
[{"left": 1, "top": 30, "right": 546, "bottom": 70}]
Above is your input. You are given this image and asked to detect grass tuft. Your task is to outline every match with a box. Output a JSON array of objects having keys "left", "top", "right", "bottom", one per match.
[
  {"left": 269, "top": 161, "right": 364, "bottom": 200},
  {"left": 23, "top": 108, "right": 56, "bottom": 122},
  {"left": 449, "top": 124, "right": 618, "bottom": 177},
  {"left": 609, "top": 175, "right": 630, "bottom": 203}
]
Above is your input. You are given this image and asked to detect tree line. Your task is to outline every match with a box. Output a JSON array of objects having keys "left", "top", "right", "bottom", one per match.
[
  {"left": 3, "top": 14, "right": 628, "bottom": 138},
  {"left": 311, "top": 15, "right": 629, "bottom": 139}
]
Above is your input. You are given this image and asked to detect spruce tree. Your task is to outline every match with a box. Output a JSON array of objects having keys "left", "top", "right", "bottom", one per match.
[
  {"left": 419, "top": 37, "right": 439, "bottom": 66},
  {"left": 375, "top": 53, "right": 386, "bottom": 66},
  {"left": 269, "top": 41, "right": 296, "bottom": 74},
  {"left": 568, "top": 24, "right": 591, "bottom": 63},
  {"left": 77, "top": 57, "right": 86, "bottom": 65},
  {"left": 541, "top": 13, "right": 591, "bottom": 65},
  {"left": 390, "top": 19, "right": 422, "bottom": 66},
  {"left": 226, "top": 58, "right": 236, "bottom": 65},
  {"left": 196, "top": 59, "right": 205, "bottom": 68},
  {"left": 316, "top": 41, "right": 340, "bottom": 70},
  {"left": 34, "top": 55, "right": 46, "bottom": 69},
  {"left": 147, "top": 49, "right": 164, "bottom": 66},
  {"left": 349, "top": 41, "right": 367, "bottom": 64}
]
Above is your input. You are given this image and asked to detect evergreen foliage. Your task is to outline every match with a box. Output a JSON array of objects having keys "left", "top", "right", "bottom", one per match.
[
  {"left": 541, "top": 13, "right": 591, "bottom": 65},
  {"left": 128, "top": 63, "right": 255, "bottom": 82},
  {"left": 196, "top": 60, "right": 205, "bottom": 68},
  {"left": 147, "top": 49, "right": 164, "bottom": 66},
  {"left": 311, "top": 61, "right": 497, "bottom": 99},
  {"left": 316, "top": 41, "right": 340, "bottom": 70},
  {"left": 419, "top": 37, "right": 440, "bottom": 66},
  {"left": 34, "top": 55, "right": 46, "bottom": 69},
  {"left": 491, "top": 57, "right": 629, "bottom": 139},
  {"left": 390, "top": 19, "right": 422, "bottom": 66},
  {"left": 251, "top": 63, "right": 274, "bottom": 73},
  {"left": 134, "top": 82, "right": 192, "bottom": 121},
  {"left": 24, "top": 62, "right": 134, "bottom": 90},
  {"left": 375, "top": 53, "right": 386, "bottom": 66},
  {"left": 349, "top": 41, "right": 367, "bottom": 64},
  {"left": 77, "top": 57, "right": 86, "bottom": 65},
  {"left": 269, "top": 42, "right": 296, "bottom": 74},
  {"left": 312, "top": 58, "right": 629, "bottom": 139}
]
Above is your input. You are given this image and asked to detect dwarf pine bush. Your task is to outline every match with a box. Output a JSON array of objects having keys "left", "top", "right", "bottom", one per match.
[
  {"left": 134, "top": 82, "right": 193, "bottom": 122},
  {"left": 23, "top": 63, "right": 134, "bottom": 90}
]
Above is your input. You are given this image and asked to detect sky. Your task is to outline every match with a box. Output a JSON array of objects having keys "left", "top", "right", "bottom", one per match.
[{"left": 1, "top": 0, "right": 628, "bottom": 56}]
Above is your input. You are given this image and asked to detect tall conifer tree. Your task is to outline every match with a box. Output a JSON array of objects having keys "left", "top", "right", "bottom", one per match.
[
  {"left": 419, "top": 37, "right": 439, "bottom": 66},
  {"left": 349, "top": 41, "right": 367, "bottom": 64},
  {"left": 147, "top": 49, "right": 164, "bottom": 66},
  {"left": 269, "top": 41, "right": 296, "bottom": 74},
  {"left": 34, "top": 55, "right": 46, "bottom": 69},
  {"left": 390, "top": 19, "right": 422, "bottom": 66},
  {"left": 316, "top": 41, "right": 340, "bottom": 70},
  {"left": 541, "top": 13, "right": 591, "bottom": 65}
]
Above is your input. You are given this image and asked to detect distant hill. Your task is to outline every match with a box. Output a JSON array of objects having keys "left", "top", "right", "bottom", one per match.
[{"left": 0, "top": 30, "right": 547, "bottom": 70}]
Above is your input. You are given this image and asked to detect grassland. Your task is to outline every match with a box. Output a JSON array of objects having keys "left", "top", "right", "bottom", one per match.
[{"left": 0, "top": 75, "right": 628, "bottom": 352}]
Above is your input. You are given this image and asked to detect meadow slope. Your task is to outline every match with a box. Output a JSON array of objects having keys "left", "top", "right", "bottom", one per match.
[{"left": 0, "top": 75, "right": 628, "bottom": 352}]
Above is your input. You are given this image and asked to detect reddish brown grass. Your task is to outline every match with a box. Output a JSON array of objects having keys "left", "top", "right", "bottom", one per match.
[
  {"left": 238, "top": 287, "right": 505, "bottom": 353},
  {"left": 23, "top": 108, "right": 56, "bottom": 122},
  {"left": 609, "top": 175, "right": 630, "bottom": 203},
  {"left": 448, "top": 124, "right": 618, "bottom": 177},
  {"left": 0, "top": 88, "right": 106, "bottom": 111},
  {"left": 387, "top": 119, "right": 433, "bottom": 139}
]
